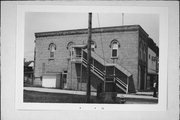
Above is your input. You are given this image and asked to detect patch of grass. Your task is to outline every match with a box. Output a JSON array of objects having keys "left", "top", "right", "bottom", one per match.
[
  {"left": 24, "top": 90, "right": 88, "bottom": 103},
  {"left": 24, "top": 90, "right": 158, "bottom": 104},
  {"left": 24, "top": 90, "right": 123, "bottom": 103}
]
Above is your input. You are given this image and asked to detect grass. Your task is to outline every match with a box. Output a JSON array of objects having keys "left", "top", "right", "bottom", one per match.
[
  {"left": 24, "top": 90, "right": 158, "bottom": 104},
  {"left": 24, "top": 90, "right": 121, "bottom": 103},
  {"left": 24, "top": 90, "right": 92, "bottom": 103}
]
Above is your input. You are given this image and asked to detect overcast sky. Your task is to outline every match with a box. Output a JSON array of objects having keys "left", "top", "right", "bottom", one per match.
[{"left": 25, "top": 12, "right": 159, "bottom": 61}]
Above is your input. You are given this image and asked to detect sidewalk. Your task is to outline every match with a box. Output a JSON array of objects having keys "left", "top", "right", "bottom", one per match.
[
  {"left": 136, "top": 91, "right": 154, "bottom": 96},
  {"left": 24, "top": 87, "right": 158, "bottom": 100},
  {"left": 121, "top": 93, "right": 157, "bottom": 100}
]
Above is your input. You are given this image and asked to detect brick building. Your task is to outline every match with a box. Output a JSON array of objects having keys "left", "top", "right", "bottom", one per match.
[
  {"left": 33, "top": 25, "right": 158, "bottom": 93},
  {"left": 147, "top": 38, "right": 159, "bottom": 90}
]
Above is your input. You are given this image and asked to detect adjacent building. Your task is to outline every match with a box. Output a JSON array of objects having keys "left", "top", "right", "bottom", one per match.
[
  {"left": 33, "top": 25, "right": 158, "bottom": 93},
  {"left": 147, "top": 38, "right": 159, "bottom": 90},
  {"left": 24, "top": 60, "right": 34, "bottom": 86}
]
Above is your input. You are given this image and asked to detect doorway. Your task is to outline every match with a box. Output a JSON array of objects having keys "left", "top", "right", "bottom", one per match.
[{"left": 60, "top": 71, "right": 67, "bottom": 89}]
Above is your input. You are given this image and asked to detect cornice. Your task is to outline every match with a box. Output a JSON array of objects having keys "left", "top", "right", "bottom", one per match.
[{"left": 35, "top": 25, "right": 142, "bottom": 38}]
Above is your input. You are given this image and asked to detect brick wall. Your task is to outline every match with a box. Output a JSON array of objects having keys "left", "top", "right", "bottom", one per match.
[
  {"left": 34, "top": 27, "right": 140, "bottom": 90},
  {"left": 91, "top": 31, "right": 139, "bottom": 90}
]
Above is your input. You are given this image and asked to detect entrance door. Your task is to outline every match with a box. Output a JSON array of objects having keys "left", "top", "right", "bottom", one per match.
[{"left": 62, "top": 71, "right": 67, "bottom": 89}]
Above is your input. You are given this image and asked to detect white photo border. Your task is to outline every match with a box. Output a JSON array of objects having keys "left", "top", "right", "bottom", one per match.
[{"left": 16, "top": 5, "right": 168, "bottom": 111}]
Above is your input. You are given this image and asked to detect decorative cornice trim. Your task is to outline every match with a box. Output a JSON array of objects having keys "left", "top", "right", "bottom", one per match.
[{"left": 35, "top": 25, "right": 143, "bottom": 38}]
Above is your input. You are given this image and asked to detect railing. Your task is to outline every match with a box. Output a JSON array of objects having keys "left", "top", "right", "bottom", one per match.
[
  {"left": 72, "top": 50, "right": 129, "bottom": 93},
  {"left": 82, "top": 58, "right": 105, "bottom": 81},
  {"left": 115, "top": 77, "right": 128, "bottom": 93}
]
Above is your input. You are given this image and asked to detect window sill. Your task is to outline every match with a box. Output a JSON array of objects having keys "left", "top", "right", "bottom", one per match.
[
  {"left": 49, "top": 58, "right": 55, "bottom": 60},
  {"left": 111, "top": 57, "right": 118, "bottom": 59}
]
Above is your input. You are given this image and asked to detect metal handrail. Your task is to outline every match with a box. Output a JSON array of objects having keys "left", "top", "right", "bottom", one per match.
[
  {"left": 91, "top": 65, "right": 105, "bottom": 76},
  {"left": 91, "top": 66, "right": 104, "bottom": 78},
  {"left": 116, "top": 77, "right": 128, "bottom": 93},
  {"left": 82, "top": 58, "right": 105, "bottom": 78},
  {"left": 116, "top": 80, "right": 127, "bottom": 89},
  {"left": 116, "top": 77, "right": 127, "bottom": 88},
  {"left": 90, "top": 69, "right": 104, "bottom": 80},
  {"left": 116, "top": 83, "right": 126, "bottom": 93},
  {"left": 82, "top": 60, "right": 104, "bottom": 81},
  {"left": 82, "top": 58, "right": 105, "bottom": 76}
]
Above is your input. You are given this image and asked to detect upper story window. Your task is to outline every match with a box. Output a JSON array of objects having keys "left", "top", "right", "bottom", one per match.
[
  {"left": 109, "top": 39, "right": 120, "bottom": 58},
  {"left": 139, "top": 42, "right": 142, "bottom": 60},
  {"left": 48, "top": 43, "right": 56, "bottom": 59},
  {"left": 139, "top": 40, "right": 147, "bottom": 62},
  {"left": 143, "top": 44, "right": 147, "bottom": 62},
  {"left": 91, "top": 40, "right": 97, "bottom": 51},
  {"left": 142, "top": 43, "right": 145, "bottom": 61},
  {"left": 67, "top": 41, "right": 75, "bottom": 58},
  {"left": 141, "top": 40, "right": 147, "bottom": 62}
]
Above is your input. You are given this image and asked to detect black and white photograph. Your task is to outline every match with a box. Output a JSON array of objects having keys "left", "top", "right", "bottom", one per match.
[
  {"left": 23, "top": 12, "right": 159, "bottom": 104},
  {"left": 2, "top": 1, "right": 179, "bottom": 120}
]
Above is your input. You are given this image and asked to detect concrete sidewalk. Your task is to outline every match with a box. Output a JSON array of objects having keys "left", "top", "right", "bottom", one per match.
[{"left": 24, "top": 87, "right": 158, "bottom": 100}]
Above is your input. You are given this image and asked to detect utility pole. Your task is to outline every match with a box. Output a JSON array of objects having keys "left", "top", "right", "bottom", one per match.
[{"left": 86, "top": 12, "right": 92, "bottom": 103}]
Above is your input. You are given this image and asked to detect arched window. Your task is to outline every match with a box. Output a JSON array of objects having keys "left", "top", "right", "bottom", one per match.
[
  {"left": 66, "top": 41, "right": 74, "bottom": 50},
  {"left": 109, "top": 39, "right": 120, "bottom": 58},
  {"left": 48, "top": 43, "right": 56, "bottom": 59},
  {"left": 91, "top": 40, "right": 97, "bottom": 51},
  {"left": 66, "top": 41, "right": 75, "bottom": 58}
]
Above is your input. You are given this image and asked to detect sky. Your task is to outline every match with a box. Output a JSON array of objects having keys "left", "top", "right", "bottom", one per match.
[{"left": 24, "top": 12, "right": 159, "bottom": 61}]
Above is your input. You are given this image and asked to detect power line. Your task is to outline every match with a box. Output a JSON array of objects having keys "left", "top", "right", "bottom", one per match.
[
  {"left": 97, "top": 13, "right": 106, "bottom": 66},
  {"left": 97, "top": 13, "right": 106, "bottom": 92}
]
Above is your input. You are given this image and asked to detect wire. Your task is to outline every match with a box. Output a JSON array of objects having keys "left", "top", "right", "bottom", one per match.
[
  {"left": 97, "top": 13, "right": 106, "bottom": 66},
  {"left": 97, "top": 13, "right": 106, "bottom": 91}
]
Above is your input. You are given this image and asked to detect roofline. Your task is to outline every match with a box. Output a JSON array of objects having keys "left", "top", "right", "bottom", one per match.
[
  {"left": 35, "top": 25, "right": 146, "bottom": 38},
  {"left": 147, "top": 37, "right": 159, "bottom": 55},
  {"left": 138, "top": 25, "right": 149, "bottom": 37}
]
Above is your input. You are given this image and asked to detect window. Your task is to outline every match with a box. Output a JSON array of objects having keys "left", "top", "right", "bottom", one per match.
[
  {"left": 62, "top": 71, "right": 67, "bottom": 83},
  {"left": 139, "top": 42, "right": 142, "bottom": 60},
  {"left": 91, "top": 40, "right": 97, "bottom": 51},
  {"left": 48, "top": 43, "right": 56, "bottom": 59},
  {"left": 139, "top": 39, "right": 147, "bottom": 62},
  {"left": 152, "top": 56, "right": 156, "bottom": 62},
  {"left": 142, "top": 41, "right": 147, "bottom": 62},
  {"left": 112, "top": 49, "right": 118, "bottom": 57},
  {"left": 110, "top": 39, "right": 120, "bottom": 58},
  {"left": 112, "top": 42, "right": 118, "bottom": 58},
  {"left": 67, "top": 41, "right": 75, "bottom": 59},
  {"left": 75, "top": 48, "right": 82, "bottom": 58},
  {"left": 144, "top": 47, "right": 146, "bottom": 62},
  {"left": 67, "top": 41, "right": 74, "bottom": 50}
]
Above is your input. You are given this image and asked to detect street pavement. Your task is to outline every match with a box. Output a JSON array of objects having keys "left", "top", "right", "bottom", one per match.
[{"left": 24, "top": 87, "right": 158, "bottom": 101}]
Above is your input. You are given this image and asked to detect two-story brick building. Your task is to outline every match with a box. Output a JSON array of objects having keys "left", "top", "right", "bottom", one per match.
[{"left": 33, "top": 25, "right": 157, "bottom": 93}]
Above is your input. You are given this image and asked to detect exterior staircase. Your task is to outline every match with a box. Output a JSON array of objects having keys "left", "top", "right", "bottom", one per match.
[{"left": 80, "top": 50, "right": 135, "bottom": 93}]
